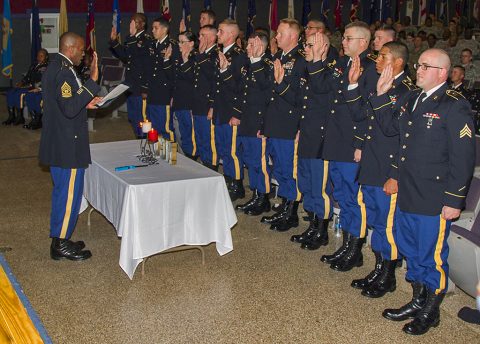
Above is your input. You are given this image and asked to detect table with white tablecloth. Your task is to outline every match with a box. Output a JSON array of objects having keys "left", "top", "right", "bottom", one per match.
[{"left": 83, "top": 140, "right": 236, "bottom": 279}]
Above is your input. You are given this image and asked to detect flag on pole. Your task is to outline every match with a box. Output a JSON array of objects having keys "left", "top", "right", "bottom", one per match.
[
  {"left": 228, "top": 0, "right": 237, "bottom": 20},
  {"left": 474, "top": 0, "right": 480, "bottom": 21},
  {"left": 86, "top": 0, "right": 96, "bottom": 55},
  {"left": 182, "top": 0, "right": 191, "bottom": 31},
  {"left": 2, "top": 0, "right": 12, "bottom": 78},
  {"left": 59, "top": 0, "right": 68, "bottom": 36},
  {"left": 246, "top": 0, "right": 256, "bottom": 38},
  {"left": 350, "top": 0, "right": 359, "bottom": 22},
  {"left": 137, "top": 0, "right": 144, "bottom": 13},
  {"left": 334, "top": 0, "right": 343, "bottom": 28},
  {"left": 440, "top": 0, "right": 448, "bottom": 22},
  {"left": 405, "top": 0, "right": 414, "bottom": 20},
  {"left": 288, "top": 0, "right": 294, "bottom": 18},
  {"left": 363, "top": 0, "right": 376, "bottom": 24},
  {"left": 269, "top": 0, "right": 278, "bottom": 32},
  {"left": 320, "top": 0, "right": 330, "bottom": 24},
  {"left": 395, "top": 0, "right": 404, "bottom": 22},
  {"left": 418, "top": 0, "right": 426, "bottom": 25},
  {"left": 112, "top": 0, "right": 121, "bottom": 42},
  {"left": 162, "top": 0, "right": 171, "bottom": 22},
  {"left": 428, "top": 0, "right": 436, "bottom": 15},
  {"left": 302, "top": 0, "right": 311, "bottom": 26},
  {"left": 381, "top": 0, "right": 392, "bottom": 21},
  {"left": 204, "top": 0, "right": 212, "bottom": 10},
  {"left": 31, "top": 0, "right": 42, "bottom": 65}
]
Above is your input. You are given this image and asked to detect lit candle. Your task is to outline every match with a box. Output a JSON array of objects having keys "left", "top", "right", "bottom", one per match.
[
  {"left": 141, "top": 120, "right": 152, "bottom": 133},
  {"left": 148, "top": 128, "right": 158, "bottom": 142}
]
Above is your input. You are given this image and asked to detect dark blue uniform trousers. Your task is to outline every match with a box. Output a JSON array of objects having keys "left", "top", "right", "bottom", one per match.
[
  {"left": 148, "top": 104, "right": 175, "bottom": 141},
  {"left": 126, "top": 95, "right": 143, "bottom": 137},
  {"left": 268, "top": 138, "right": 300, "bottom": 202},
  {"left": 395, "top": 208, "right": 451, "bottom": 294},
  {"left": 329, "top": 161, "right": 364, "bottom": 238},
  {"left": 6, "top": 88, "right": 28, "bottom": 108},
  {"left": 239, "top": 136, "right": 270, "bottom": 194},
  {"left": 193, "top": 115, "right": 217, "bottom": 166},
  {"left": 353, "top": 185, "right": 401, "bottom": 260},
  {"left": 215, "top": 123, "right": 243, "bottom": 180},
  {"left": 174, "top": 109, "right": 196, "bottom": 157},
  {"left": 25, "top": 92, "right": 42, "bottom": 113},
  {"left": 298, "top": 158, "right": 333, "bottom": 220},
  {"left": 50, "top": 167, "right": 85, "bottom": 240}
]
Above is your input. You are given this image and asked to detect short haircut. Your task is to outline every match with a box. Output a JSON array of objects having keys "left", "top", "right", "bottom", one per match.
[
  {"left": 377, "top": 25, "right": 396, "bottom": 40},
  {"left": 307, "top": 18, "right": 326, "bottom": 30},
  {"left": 249, "top": 31, "right": 269, "bottom": 48},
  {"left": 383, "top": 41, "right": 409, "bottom": 69},
  {"left": 462, "top": 48, "right": 473, "bottom": 55},
  {"left": 200, "top": 24, "right": 217, "bottom": 35},
  {"left": 59, "top": 32, "right": 82, "bottom": 54},
  {"left": 38, "top": 48, "right": 49, "bottom": 62},
  {"left": 133, "top": 13, "right": 147, "bottom": 29},
  {"left": 153, "top": 17, "right": 170, "bottom": 32},
  {"left": 179, "top": 31, "right": 197, "bottom": 43},
  {"left": 200, "top": 9, "right": 216, "bottom": 22},
  {"left": 219, "top": 18, "right": 240, "bottom": 34},
  {"left": 453, "top": 65, "right": 466, "bottom": 74},
  {"left": 345, "top": 21, "right": 371, "bottom": 41},
  {"left": 279, "top": 18, "right": 302, "bottom": 35}
]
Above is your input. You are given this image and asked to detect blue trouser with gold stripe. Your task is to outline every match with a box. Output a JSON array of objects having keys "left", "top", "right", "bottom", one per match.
[
  {"left": 126, "top": 95, "right": 143, "bottom": 137},
  {"left": 174, "top": 110, "right": 196, "bottom": 157},
  {"left": 50, "top": 167, "right": 85, "bottom": 240},
  {"left": 268, "top": 138, "right": 300, "bottom": 202},
  {"left": 215, "top": 123, "right": 243, "bottom": 180},
  {"left": 148, "top": 104, "right": 175, "bottom": 141},
  {"left": 359, "top": 185, "right": 400, "bottom": 260},
  {"left": 396, "top": 208, "right": 451, "bottom": 294},
  {"left": 239, "top": 136, "right": 270, "bottom": 194},
  {"left": 193, "top": 114, "right": 217, "bottom": 166},
  {"left": 25, "top": 92, "right": 42, "bottom": 113},
  {"left": 329, "top": 161, "right": 363, "bottom": 237},
  {"left": 298, "top": 158, "right": 333, "bottom": 220},
  {"left": 6, "top": 88, "right": 28, "bottom": 108}
]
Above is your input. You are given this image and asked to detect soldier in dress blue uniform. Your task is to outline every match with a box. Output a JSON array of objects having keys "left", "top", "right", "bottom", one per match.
[
  {"left": 192, "top": 25, "right": 218, "bottom": 170},
  {"left": 347, "top": 42, "right": 416, "bottom": 298},
  {"left": 233, "top": 32, "right": 272, "bottom": 216},
  {"left": 172, "top": 31, "right": 197, "bottom": 159},
  {"left": 316, "top": 22, "right": 378, "bottom": 272},
  {"left": 371, "top": 48, "right": 475, "bottom": 335},
  {"left": 146, "top": 17, "right": 179, "bottom": 142},
  {"left": 109, "top": 13, "right": 150, "bottom": 138},
  {"left": 209, "top": 19, "right": 248, "bottom": 201},
  {"left": 3, "top": 49, "right": 48, "bottom": 126},
  {"left": 39, "top": 33, "right": 101, "bottom": 261},
  {"left": 259, "top": 18, "right": 307, "bottom": 232},
  {"left": 290, "top": 33, "right": 334, "bottom": 250}
]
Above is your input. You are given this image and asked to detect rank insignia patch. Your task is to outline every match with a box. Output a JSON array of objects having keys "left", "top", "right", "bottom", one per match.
[
  {"left": 460, "top": 124, "right": 472, "bottom": 138},
  {"left": 61, "top": 82, "right": 72, "bottom": 98}
]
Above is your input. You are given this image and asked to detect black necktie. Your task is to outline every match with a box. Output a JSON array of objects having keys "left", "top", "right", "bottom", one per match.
[{"left": 413, "top": 92, "right": 427, "bottom": 111}]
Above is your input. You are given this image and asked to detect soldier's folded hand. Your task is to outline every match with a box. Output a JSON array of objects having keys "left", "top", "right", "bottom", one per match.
[
  {"left": 207, "top": 108, "right": 214, "bottom": 120},
  {"left": 229, "top": 117, "right": 240, "bottom": 126},
  {"left": 383, "top": 178, "right": 398, "bottom": 195},
  {"left": 441, "top": 206, "right": 461, "bottom": 220}
]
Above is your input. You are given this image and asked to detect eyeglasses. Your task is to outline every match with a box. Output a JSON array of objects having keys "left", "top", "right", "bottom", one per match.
[
  {"left": 413, "top": 63, "right": 444, "bottom": 71},
  {"left": 303, "top": 42, "right": 314, "bottom": 49},
  {"left": 178, "top": 40, "right": 191, "bottom": 44},
  {"left": 342, "top": 36, "right": 365, "bottom": 42},
  {"left": 305, "top": 26, "right": 321, "bottom": 30}
]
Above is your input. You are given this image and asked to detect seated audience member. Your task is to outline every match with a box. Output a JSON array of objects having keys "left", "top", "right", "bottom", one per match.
[
  {"left": 449, "top": 65, "right": 470, "bottom": 97},
  {"left": 461, "top": 48, "right": 478, "bottom": 90}
]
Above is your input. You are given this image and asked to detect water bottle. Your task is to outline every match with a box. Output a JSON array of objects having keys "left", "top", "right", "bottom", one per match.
[{"left": 334, "top": 214, "right": 342, "bottom": 238}]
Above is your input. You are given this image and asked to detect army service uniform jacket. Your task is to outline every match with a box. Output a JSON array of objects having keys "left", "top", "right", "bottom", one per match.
[
  {"left": 192, "top": 46, "right": 218, "bottom": 115},
  {"left": 172, "top": 51, "right": 196, "bottom": 111},
  {"left": 371, "top": 83, "right": 476, "bottom": 215},
  {"left": 39, "top": 55, "right": 100, "bottom": 169}
]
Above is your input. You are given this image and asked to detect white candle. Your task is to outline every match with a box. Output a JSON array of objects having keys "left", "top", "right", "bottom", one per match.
[{"left": 141, "top": 121, "right": 152, "bottom": 133}]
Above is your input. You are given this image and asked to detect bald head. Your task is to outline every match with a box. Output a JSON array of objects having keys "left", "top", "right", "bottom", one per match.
[
  {"left": 59, "top": 32, "right": 85, "bottom": 66},
  {"left": 60, "top": 32, "right": 82, "bottom": 53},
  {"left": 416, "top": 48, "right": 451, "bottom": 91}
]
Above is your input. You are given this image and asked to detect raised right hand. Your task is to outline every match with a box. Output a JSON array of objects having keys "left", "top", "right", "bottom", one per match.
[
  {"left": 90, "top": 51, "right": 99, "bottom": 82},
  {"left": 129, "top": 19, "right": 136, "bottom": 36},
  {"left": 377, "top": 64, "right": 394, "bottom": 96},
  {"left": 110, "top": 26, "right": 118, "bottom": 41}
]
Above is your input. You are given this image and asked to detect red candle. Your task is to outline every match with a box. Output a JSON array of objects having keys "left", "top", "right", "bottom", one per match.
[{"left": 147, "top": 128, "right": 158, "bottom": 142}]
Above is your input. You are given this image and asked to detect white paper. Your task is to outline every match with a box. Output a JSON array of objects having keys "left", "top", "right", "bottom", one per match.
[{"left": 95, "top": 84, "right": 130, "bottom": 108}]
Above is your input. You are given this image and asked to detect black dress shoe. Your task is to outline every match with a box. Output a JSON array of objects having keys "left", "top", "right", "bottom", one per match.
[
  {"left": 300, "top": 219, "right": 329, "bottom": 249},
  {"left": 270, "top": 201, "right": 299, "bottom": 232},
  {"left": 403, "top": 291, "right": 445, "bottom": 335},
  {"left": 50, "top": 238, "right": 92, "bottom": 261},
  {"left": 261, "top": 200, "right": 289, "bottom": 224},
  {"left": 383, "top": 282, "right": 426, "bottom": 321},
  {"left": 71, "top": 240, "right": 86, "bottom": 251},
  {"left": 245, "top": 192, "right": 271, "bottom": 216},
  {"left": 330, "top": 236, "right": 364, "bottom": 272},
  {"left": 291, "top": 212, "right": 316, "bottom": 243},
  {"left": 271, "top": 197, "right": 286, "bottom": 213},
  {"left": 361, "top": 259, "right": 397, "bottom": 298},
  {"left": 320, "top": 231, "right": 351, "bottom": 264},
  {"left": 236, "top": 190, "right": 258, "bottom": 212},
  {"left": 229, "top": 179, "right": 245, "bottom": 201},
  {"left": 351, "top": 251, "right": 383, "bottom": 289},
  {"left": 2, "top": 107, "right": 16, "bottom": 125}
]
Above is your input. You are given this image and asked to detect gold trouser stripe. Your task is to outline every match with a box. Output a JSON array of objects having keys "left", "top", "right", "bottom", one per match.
[
  {"left": 210, "top": 121, "right": 217, "bottom": 165},
  {"left": 0, "top": 265, "right": 43, "bottom": 343},
  {"left": 385, "top": 193, "right": 399, "bottom": 260},
  {"left": 261, "top": 138, "right": 270, "bottom": 193},
  {"left": 40, "top": 99, "right": 43, "bottom": 108},
  {"left": 165, "top": 105, "right": 174, "bottom": 141},
  {"left": 231, "top": 126, "right": 241, "bottom": 179},
  {"left": 190, "top": 111, "right": 197, "bottom": 156},
  {"left": 20, "top": 93, "right": 25, "bottom": 108},
  {"left": 293, "top": 141, "right": 302, "bottom": 201},
  {"left": 142, "top": 98, "right": 147, "bottom": 121},
  {"left": 357, "top": 186, "right": 367, "bottom": 238},
  {"left": 434, "top": 217, "right": 447, "bottom": 295},
  {"left": 59, "top": 169, "right": 77, "bottom": 239},
  {"left": 321, "top": 161, "right": 331, "bottom": 220}
]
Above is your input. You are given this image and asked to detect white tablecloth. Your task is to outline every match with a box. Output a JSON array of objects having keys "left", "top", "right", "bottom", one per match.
[{"left": 83, "top": 140, "right": 236, "bottom": 279}]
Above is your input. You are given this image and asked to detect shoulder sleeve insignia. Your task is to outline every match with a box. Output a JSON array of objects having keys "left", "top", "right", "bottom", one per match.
[
  {"left": 446, "top": 89, "right": 465, "bottom": 100},
  {"left": 460, "top": 124, "right": 472, "bottom": 138},
  {"left": 61, "top": 81, "right": 72, "bottom": 98}
]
